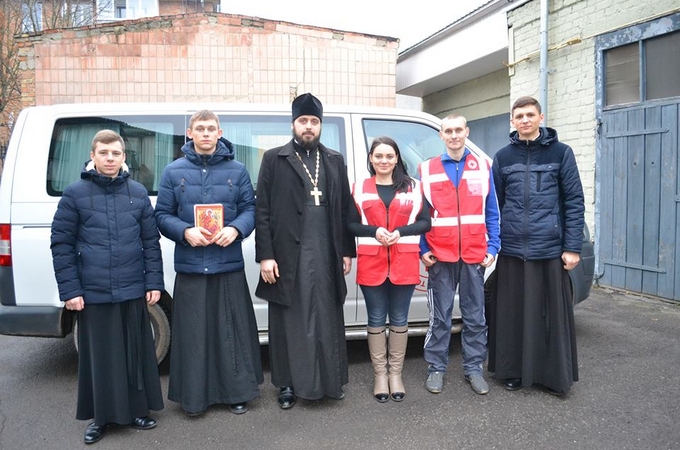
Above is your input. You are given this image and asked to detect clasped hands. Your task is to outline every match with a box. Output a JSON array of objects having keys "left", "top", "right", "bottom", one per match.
[
  {"left": 375, "top": 227, "right": 400, "bottom": 246},
  {"left": 185, "top": 225, "right": 239, "bottom": 247}
]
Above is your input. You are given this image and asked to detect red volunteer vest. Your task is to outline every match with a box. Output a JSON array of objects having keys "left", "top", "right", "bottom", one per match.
[
  {"left": 352, "top": 178, "right": 423, "bottom": 286},
  {"left": 419, "top": 153, "right": 490, "bottom": 263}
]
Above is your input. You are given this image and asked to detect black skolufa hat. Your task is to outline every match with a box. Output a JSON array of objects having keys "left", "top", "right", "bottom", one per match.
[{"left": 292, "top": 93, "right": 323, "bottom": 122}]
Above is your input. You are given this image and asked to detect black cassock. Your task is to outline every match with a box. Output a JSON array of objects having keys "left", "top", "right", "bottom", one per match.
[
  {"left": 267, "top": 149, "right": 348, "bottom": 400},
  {"left": 76, "top": 299, "right": 164, "bottom": 425},
  {"left": 168, "top": 271, "right": 263, "bottom": 413},
  {"left": 488, "top": 255, "right": 579, "bottom": 394}
]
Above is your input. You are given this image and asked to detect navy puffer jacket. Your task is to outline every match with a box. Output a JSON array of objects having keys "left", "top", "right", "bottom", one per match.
[
  {"left": 51, "top": 163, "right": 164, "bottom": 304},
  {"left": 492, "top": 127, "right": 585, "bottom": 260},
  {"left": 155, "top": 137, "right": 255, "bottom": 274}
]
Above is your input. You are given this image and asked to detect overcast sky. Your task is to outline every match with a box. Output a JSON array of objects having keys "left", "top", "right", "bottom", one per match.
[{"left": 223, "top": 0, "right": 490, "bottom": 50}]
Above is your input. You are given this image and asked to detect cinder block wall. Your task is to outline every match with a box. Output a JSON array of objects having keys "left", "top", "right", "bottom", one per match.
[
  {"left": 15, "top": 13, "right": 398, "bottom": 109},
  {"left": 508, "top": 0, "right": 679, "bottom": 231},
  {"left": 423, "top": 69, "right": 511, "bottom": 121}
]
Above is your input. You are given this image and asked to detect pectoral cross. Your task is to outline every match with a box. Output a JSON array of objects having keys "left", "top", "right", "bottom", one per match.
[
  {"left": 310, "top": 186, "right": 323, "bottom": 206},
  {"left": 295, "top": 150, "right": 323, "bottom": 206}
]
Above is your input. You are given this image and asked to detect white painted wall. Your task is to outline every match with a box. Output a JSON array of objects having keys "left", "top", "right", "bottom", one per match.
[
  {"left": 508, "top": 0, "right": 679, "bottom": 232},
  {"left": 423, "top": 69, "right": 510, "bottom": 120}
]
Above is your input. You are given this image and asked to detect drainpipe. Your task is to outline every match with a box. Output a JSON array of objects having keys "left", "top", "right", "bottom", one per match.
[{"left": 539, "top": 0, "right": 549, "bottom": 125}]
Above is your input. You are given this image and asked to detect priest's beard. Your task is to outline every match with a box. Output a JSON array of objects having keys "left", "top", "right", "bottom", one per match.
[{"left": 293, "top": 129, "right": 322, "bottom": 152}]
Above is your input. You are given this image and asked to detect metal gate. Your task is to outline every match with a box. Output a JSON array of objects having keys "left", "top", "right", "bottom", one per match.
[{"left": 599, "top": 100, "right": 680, "bottom": 300}]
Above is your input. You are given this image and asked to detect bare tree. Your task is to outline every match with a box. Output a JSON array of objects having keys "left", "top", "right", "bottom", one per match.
[
  {"left": 1, "top": 0, "right": 112, "bottom": 144},
  {"left": 0, "top": 2, "right": 23, "bottom": 121},
  {"left": 18, "top": 0, "right": 114, "bottom": 32},
  {"left": 40, "top": 0, "right": 99, "bottom": 29}
]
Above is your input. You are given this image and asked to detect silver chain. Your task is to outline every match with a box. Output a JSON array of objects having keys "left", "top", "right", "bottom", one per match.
[{"left": 295, "top": 149, "right": 320, "bottom": 188}]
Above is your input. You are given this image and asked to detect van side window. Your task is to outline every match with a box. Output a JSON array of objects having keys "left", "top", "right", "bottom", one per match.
[
  {"left": 47, "top": 115, "right": 346, "bottom": 195},
  {"left": 220, "top": 116, "right": 345, "bottom": 189},
  {"left": 362, "top": 119, "right": 441, "bottom": 178},
  {"left": 47, "top": 116, "right": 186, "bottom": 195}
]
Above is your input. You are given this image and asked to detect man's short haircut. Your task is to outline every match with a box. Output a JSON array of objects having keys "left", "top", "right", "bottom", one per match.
[
  {"left": 189, "top": 110, "right": 221, "bottom": 129},
  {"left": 441, "top": 114, "right": 467, "bottom": 127},
  {"left": 91, "top": 129, "right": 125, "bottom": 153},
  {"left": 511, "top": 96, "right": 542, "bottom": 114}
]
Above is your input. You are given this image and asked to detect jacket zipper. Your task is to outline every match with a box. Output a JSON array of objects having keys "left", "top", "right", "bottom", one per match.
[
  {"left": 180, "top": 178, "right": 185, "bottom": 212},
  {"left": 456, "top": 160, "right": 462, "bottom": 257},
  {"left": 386, "top": 203, "right": 391, "bottom": 279},
  {"left": 523, "top": 147, "right": 531, "bottom": 260}
]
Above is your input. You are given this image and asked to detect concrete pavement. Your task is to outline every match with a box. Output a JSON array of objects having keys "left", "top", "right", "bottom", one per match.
[{"left": 0, "top": 286, "right": 678, "bottom": 450}]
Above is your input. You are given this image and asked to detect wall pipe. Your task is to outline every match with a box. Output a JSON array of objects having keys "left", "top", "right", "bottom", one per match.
[{"left": 539, "top": 0, "right": 549, "bottom": 124}]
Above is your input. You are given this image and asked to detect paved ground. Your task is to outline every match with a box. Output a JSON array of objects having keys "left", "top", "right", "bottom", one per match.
[{"left": 0, "top": 286, "right": 679, "bottom": 450}]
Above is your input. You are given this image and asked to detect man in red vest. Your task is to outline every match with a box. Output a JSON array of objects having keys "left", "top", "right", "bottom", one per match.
[{"left": 419, "top": 114, "right": 501, "bottom": 395}]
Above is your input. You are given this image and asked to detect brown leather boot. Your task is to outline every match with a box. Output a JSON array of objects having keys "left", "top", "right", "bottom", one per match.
[
  {"left": 367, "top": 326, "right": 389, "bottom": 403},
  {"left": 387, "top": 325, "right": 408, "bottom": 402}
]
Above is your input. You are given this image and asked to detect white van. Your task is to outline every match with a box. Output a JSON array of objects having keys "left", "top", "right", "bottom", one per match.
[{"left": 0, "top": 102, "right": 490, "bottom": 362}]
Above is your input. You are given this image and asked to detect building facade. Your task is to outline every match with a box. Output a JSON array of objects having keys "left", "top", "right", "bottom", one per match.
[
  {"left": 397, "top": 0, "right": 680, "bottom": 300},
  {"left": 14, "top": 12, "right": 397, "bottom": 109}
]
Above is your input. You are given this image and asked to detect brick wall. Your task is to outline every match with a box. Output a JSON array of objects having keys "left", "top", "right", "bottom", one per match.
[
  {"left": 15, "top": 13, "right": 398, "bottom": 109},
  {"left": 508, "top": 0, "right": 679, "bottom": 231}
]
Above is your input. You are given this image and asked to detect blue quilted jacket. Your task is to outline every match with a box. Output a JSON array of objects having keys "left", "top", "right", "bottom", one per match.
[
  {"left": 51, "top": 164, "right": 164, "bottom": 304},
  {"left": 155, "top": 137, "right": 255, "bottom": 274},
  {"left": 492, "top": 127, "right": 585, "bottom": 260}
]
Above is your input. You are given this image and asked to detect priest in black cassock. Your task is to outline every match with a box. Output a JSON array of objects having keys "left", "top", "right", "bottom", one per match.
[{"left": 255, "top": 93, "right": 356, "bottom": 409}]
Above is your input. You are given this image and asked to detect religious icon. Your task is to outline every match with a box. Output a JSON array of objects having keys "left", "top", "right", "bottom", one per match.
[{"left": 194, "top": 204, "right": 224, "bottom": 235}]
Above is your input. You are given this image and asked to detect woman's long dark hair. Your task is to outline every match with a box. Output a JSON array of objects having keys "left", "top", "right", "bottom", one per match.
[{"left": 367, "top": 136, "right": 415, "bottom": 193}]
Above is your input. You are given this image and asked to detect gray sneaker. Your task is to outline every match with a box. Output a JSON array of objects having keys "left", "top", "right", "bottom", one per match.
[
  {"left": 425, "top": 371, "right": 444, "bottom": 393},
  {"left": 465, "top": 373, "right": 489, "bottom": 395}
]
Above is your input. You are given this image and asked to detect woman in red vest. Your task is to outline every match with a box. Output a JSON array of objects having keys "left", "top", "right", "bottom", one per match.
[{"left": 348, "top": 137, "right": 430, "bottom": 402}]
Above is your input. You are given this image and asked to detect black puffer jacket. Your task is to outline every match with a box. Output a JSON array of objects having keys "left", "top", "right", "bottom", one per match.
[{"left": 492, "top": 127, "right": 584, "bottom": 260}]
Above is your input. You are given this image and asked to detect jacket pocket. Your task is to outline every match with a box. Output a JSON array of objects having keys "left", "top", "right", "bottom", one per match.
[
  {"left": 533, "top": 164, "right": 560, "bottom": 192},
  {"left": 395, "top": 243, "right": 420, "bottom": 253},
  {"left": 430, "top": 224, "right": 451, "bottom": 236},
  {"left": 550, "top": 214, "right": 562, "bottom": 240},
  {"left": 468, "top": 223, "right": 488, "bottom": 236},
  {"left": 357, "top": 245, "right": 380, "bottom": 256}
]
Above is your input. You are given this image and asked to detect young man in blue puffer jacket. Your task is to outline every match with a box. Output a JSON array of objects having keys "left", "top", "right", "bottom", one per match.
[
  {"left": 51, "top": 129, "right": 164, "bottom": 444},
  {"left": 488, "top": 96, "right": 585, "bottom": 397},
  {"left": 155, "top": 110, "right": 262, "bottom": 418}
]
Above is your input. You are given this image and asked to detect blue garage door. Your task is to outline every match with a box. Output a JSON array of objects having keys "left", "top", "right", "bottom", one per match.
[
  {"left": 596, "top": 14, "right": 680, "bottom": 301},
  {"left": 599, "top": 102, "right": 679, "bottom": 300}
]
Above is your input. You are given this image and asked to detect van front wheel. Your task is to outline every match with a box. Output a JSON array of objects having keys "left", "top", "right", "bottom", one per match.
[{"left": 72, "top": 302, "right": 171, "bottom": 365}]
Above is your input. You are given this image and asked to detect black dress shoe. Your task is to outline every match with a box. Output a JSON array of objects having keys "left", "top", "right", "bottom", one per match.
[
  {"left": 184, "top": 410, "right": 205, "bottom": 418},
  {"left": 84, "top": 422, "right": 106, "bottom": 444},
  {"left": 504, "top": 378, "right": 522, "bottom": 391},
  {"left": 278, "top": 386, "right": 296, "bottom": 409},
  {"left": 132, "top": 416, "right": 157, "bottom": 430},
  {"left": 229, "top": 402, "right": 248, "bottom": 414},
  {"left": 546, "top": 387, "right": 567, "bottom": 397}
]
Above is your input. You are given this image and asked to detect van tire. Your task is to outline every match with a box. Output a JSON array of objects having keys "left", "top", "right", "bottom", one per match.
[
  {"left": 72, "top": 302, "right": 171, "bottom": 364},
  {"left": 149, "top": 302, "right": 171, "bottom": 363}
]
